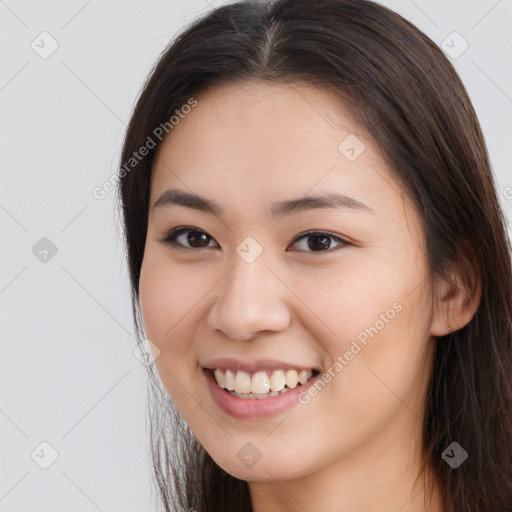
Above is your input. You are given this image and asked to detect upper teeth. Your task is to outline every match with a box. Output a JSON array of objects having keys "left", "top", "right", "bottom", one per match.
[{"left": 213, "top": 368, "right": 313, "bottom": 395}]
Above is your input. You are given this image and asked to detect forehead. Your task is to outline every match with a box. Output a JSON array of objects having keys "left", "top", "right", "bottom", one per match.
[{"left": 149, "top": 81, "right": 403, "bottom": 217}]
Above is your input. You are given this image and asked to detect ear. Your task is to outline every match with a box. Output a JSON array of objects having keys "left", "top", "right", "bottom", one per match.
[{"left": 430, "top": 240, "right": 482, "bottom": 337}]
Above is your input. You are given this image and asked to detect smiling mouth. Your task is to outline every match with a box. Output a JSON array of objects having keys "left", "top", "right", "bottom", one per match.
[{"left": 210, "top": 368, "right": 320, "bottom": 399}]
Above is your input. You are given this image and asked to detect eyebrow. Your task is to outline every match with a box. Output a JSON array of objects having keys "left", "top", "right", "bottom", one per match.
[{"left": 153, "top": 188, "right": 374, "bottom": 219}]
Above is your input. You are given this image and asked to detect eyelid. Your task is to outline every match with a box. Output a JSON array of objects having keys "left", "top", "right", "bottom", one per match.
[
  {"left": 158, "top": 226, "right": 219, "bottom": 250},
  {"left": 158, "top": 226, "right": 352, "bottom": 252},
  {"left": 287, "top": 230, "right": 351, "bottom": 253}
]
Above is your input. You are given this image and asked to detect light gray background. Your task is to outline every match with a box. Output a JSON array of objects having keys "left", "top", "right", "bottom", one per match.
[{"left": 1, "top": 1, "right": 511, "bottom": 511}]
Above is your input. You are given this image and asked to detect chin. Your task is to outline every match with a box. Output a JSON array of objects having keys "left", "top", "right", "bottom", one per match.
[{"left": 203, "top": 441, "right": 318, "bottom": 483}]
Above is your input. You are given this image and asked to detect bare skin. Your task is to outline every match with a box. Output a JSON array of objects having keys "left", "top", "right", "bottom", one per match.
[{"left": 138, "top": 81, "right": 479, "bottom": 512}]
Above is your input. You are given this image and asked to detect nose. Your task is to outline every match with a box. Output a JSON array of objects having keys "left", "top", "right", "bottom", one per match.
[{"left": 207, "top": 253, "right": 292, "bottom": 341}]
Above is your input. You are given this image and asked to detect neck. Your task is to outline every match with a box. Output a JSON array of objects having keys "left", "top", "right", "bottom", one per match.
[{"left": 248, "top": 415, "right": 443, "bottom": 512}]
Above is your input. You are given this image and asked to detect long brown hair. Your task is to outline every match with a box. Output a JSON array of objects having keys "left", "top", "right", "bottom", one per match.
[{"left": 117, "top": 1, "right": 512, "bottom": 510}]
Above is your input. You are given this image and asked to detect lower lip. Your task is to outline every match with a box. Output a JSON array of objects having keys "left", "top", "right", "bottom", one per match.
[{"left": 203, "top": 368, "right": 319, "bottom": 420}]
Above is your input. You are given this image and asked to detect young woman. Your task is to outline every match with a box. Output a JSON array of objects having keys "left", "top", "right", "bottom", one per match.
[{"left": 118, "top": 0, "right": 512, "bottom": 510}]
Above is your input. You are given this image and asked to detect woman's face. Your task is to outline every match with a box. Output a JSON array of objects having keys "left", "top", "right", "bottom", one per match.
[{"left": 139, "top": 81, "right": 439, "bottom": 482}]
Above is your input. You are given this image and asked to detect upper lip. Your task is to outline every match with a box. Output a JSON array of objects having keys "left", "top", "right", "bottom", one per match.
[{"left": 202, "top": 357, "right": 321, "bottom": 374}]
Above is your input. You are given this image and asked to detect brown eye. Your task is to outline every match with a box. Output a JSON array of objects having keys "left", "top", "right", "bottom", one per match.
[
  {"left": 289, "top": 231, "right": 350, "bottom": 253},
  {"left": 186, "top": 231, "right": 211, "bottom": 248},
  {"left": 160, "top": 227, "right": 218, "bottom": 250}
]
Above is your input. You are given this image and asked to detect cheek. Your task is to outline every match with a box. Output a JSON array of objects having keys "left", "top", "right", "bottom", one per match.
[
  {"left": 286, "top": 249, "right": 429, "bottom": 351},
  {"left": 138, "top": 254, "right": 207, "bottom": 386},
  {"left": 139, "top": 255, "right": 205, "bottom": 410},
  {"left": 283, "top": 252, "right": 433, "bottom": 411},
  {"left": 139, "top": 254, "right": 200, "bottom": 340}
]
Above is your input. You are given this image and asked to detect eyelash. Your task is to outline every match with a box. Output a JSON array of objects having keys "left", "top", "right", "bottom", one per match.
[{"left": 158, "top": 226, "right": 351, "bottom": 253}]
